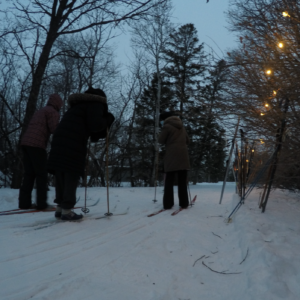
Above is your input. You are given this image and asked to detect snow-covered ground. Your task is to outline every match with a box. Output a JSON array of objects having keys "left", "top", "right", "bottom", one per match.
[{"left": 0, "top": 183, "right": 299, "bottom": 300}]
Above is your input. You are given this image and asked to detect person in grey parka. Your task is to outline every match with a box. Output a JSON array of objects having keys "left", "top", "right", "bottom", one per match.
[{"left": 158, "top": 112, "right": 190, "bottom": 209}]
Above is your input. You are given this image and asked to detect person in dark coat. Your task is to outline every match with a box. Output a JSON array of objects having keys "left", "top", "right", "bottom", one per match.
[
  {"left": 47, "top": 87, "right": 115, "bottom": 221},
  {"left": 158, "top": 112, "right": 190, "bottom": 209},
  {"left": 19, "top": 94, "right": 63, "bottom": 210}
]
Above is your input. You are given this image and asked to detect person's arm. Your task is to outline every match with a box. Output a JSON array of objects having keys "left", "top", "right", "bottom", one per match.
[
  {"left": 87, "top": 103, "right": 107, "bottom": 133},
  {"left": 47, "top": 108, "right": 60, "bottom": 133},
  {"left": 88, "top": 104, "right": 115, "bottom": 142},
  {"left": 158, "top": 125, "right": 169, "bottom": 145}
]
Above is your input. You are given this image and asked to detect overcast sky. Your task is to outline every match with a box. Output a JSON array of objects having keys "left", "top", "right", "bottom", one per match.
[
  {"left": 172, "top": 0, "right": 236, "bottom": 56},
  {"left": 2, "top": 0, "right": 237, "bottom": 69},
  {"left": 115, "top": 0, "right": 237, "bottom": 66}
]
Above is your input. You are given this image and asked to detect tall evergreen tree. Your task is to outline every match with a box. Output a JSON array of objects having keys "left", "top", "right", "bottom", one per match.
[
  {"left": 163, "top": 24, "right": 227, "bottom": 183},
  {"left": 192, "top": 60, "right": 228, "bottom": 182},
  {"left": 133, "top": 73, "right": 174, "bottom": 186},
  {"left": 163, "top": 24, "right": 206, "bottom": 115}
]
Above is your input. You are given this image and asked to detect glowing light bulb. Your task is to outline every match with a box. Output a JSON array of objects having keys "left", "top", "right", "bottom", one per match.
[
  {"left": 266, "top": 69, "right": 272, "bottom": 75},
  {"left": 282, "top": 11, "right": 290, "bottom": 17},
  {"left": 273, "top": 90, "right": 277, "bottom": 95},
  {"left": 278, "top": 42, "right": 284, "bottom": 48},
  {"left": 260, "top": 113, "right": 264, "bottom": 116},
  {"left": 252, "top": 149, "right": 254, "bottom": 152},
  {"left": 265, "top": 103, "right": 269, "bottom": 107}
]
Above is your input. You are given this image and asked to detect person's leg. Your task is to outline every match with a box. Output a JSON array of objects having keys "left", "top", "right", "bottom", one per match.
[
  {"left": 177, "top": 170, "right": 189, "bottom": 208},
  {"left": 163, "top": 171, "right": 175, "bottom": 209},
  {"left": 19, "top": 146, "right": 36, "bottom": 209},
  {"left": 60, "top": 173, "right": 83, "bottom": 220},
  {"left": 53, "top": 172, "right": 64, "bottom": 218},
  {"left": 54, "top": 171, "right": 64, "bottom": 207},
  {"left": 26, "top": 147, "right": 48, "bottom": 210},
  {"left": 61, "top": 173, "right": 80, "bottom": 209}
]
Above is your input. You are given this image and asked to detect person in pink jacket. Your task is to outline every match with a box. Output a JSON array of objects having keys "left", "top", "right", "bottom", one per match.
[{"left": 19, "top": 94, "right": 63, "bottom": 210}]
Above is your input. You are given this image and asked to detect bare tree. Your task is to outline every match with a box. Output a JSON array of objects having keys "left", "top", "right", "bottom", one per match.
[
  {"left": 130, "top": 0, "right": 173, "bottom": 186},
  {"left": 0, "top": 0, "right": 168, "bottom": 187},
  {"left": 225, "top": 0, "right": 300, "bottom": 194}
]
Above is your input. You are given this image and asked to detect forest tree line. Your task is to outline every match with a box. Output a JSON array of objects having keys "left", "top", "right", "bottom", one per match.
[{"left": 1, "top": 0, "right": 300, "bottom": 192}]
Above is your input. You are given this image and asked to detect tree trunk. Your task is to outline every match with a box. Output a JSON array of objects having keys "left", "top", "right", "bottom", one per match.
[
  {"left": 151, "top": 72, "right": 161, "bottom": 187},
  {"left": 11, "top": 29, "right": 59, "bottom": 188}
]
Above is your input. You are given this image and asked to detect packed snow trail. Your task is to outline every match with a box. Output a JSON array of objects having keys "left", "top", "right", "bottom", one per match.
[{"left": 0, "top": 184, "right": 299, "bottom": 300}]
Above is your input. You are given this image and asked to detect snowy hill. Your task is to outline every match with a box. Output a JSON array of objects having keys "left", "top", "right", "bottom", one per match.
[{"left": 0, "top": 183, "right": 299, "bottom": 300}]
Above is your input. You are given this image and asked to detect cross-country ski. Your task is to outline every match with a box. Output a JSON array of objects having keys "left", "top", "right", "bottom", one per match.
[
  {"left": 147, "top": 208, "right": 166, "bottom": 217},
  {"left": 171, "top": 195, "right": 197, "bottom": 215},
  {"left": 0, "top": 198, "right": 100, "bottom": 216},
  {"left": 31, "top": 206, "right": 130, "bottom": 230},
  {"left": 148, "top": 195, "right": 197, "bottom": 217}
]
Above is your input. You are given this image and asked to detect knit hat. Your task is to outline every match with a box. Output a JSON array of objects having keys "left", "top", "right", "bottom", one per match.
[
  {"left": 84, "top": 86, "right": 107, "bottom": 98},
  {"left": 159, "top": 111, "right": 179, "bottom": 121},
  {"left": 68, "top": 86, "right": 107, "bottom": 107},
  {"left": 47, "top": 94, "right": 63, "bottom": 111}
]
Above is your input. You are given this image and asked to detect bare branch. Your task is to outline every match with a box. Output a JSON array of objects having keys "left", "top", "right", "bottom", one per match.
[
  {"left": 239, "top": 248, "right": 249, "bottom": 265},
  {"left": 0, "top": 94, "right": 22, "bottom": 126},
  {"left": 212, "top": 232, "right": 223, "bottom": 239},
  {"left": 202, "top": 261, "right": 242, "bottom": 275},
  {"left": 193, "top": 255, "right": 205, "bottom": 267}
]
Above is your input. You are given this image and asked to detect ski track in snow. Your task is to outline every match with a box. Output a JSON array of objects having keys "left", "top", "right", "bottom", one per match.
[{"left": 0, "top": 184, "right": 299, "bottom": 300}]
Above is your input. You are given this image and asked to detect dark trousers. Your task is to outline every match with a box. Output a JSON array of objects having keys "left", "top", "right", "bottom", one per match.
[
  {"left": 19, "top": 146, "right": 48, "bottom": 209},
  {"left": 54, "top": 171, "right": 80, "bottom": 209},
  {"left": 163, "top": 170, "right": 189, "bottom": 209}
]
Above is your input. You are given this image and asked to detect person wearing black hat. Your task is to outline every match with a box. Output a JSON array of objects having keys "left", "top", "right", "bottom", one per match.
[
  {"left": 158, "top": 112, "right": 190, "bottom": 209},
  {"left": 47, "top": 87, "right": 115, "bottom": 220}
]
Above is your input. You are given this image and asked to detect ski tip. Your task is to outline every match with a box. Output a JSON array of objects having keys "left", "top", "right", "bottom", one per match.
[
  {"left": 147, "top": 212, "right": 157, "bottom": 217},
  {"left": 171, "top": 208, "right": 182, "bottom": 216},
  {"left": 226, "top": 217, "right": 232, "bottom": 224},
  {"left": 147, "top": 209, "right": 165, "bottom": 217}
]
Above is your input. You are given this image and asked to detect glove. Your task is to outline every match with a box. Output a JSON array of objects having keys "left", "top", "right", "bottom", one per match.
[
  {"left": 90, "top": 112, "right": 115, "bottom": 142},
  {"left": 90, "top": 131, "right": 106, "bottom": 142}
]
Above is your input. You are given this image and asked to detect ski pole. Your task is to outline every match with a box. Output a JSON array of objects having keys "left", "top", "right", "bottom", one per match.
[
  {"left": 187, "top": 181, "right": 192, "bottom": 206},
  {"left": 82, "top": 139, "right": 91, "bottom": 214},
  {"left": 153, "top": 149, "right": 159, "bottom": 203},
  {"left": 105, "top": 128, "right": 113, "bottom": 216}
]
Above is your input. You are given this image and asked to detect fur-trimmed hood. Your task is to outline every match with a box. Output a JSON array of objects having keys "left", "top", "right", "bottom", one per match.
[
  {"left": 68, "top": 93, "right": 107, "bottom": 107},
  {"left": 158, "top": 115, "right": 190, "bottom": 173},
  {"left": 164, "top": 116, "right": 183, "bottom": 130}
]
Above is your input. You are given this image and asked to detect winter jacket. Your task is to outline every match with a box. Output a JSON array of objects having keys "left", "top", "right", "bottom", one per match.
[
  {"left": 20, "top": 94, "right": 63, "bottom": 149},
  {"left": 47, "top": 93, "right": 109, "bottom": 177},
  {"left": 158, "top": 116, "right": 190, "bottom": 172}
]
